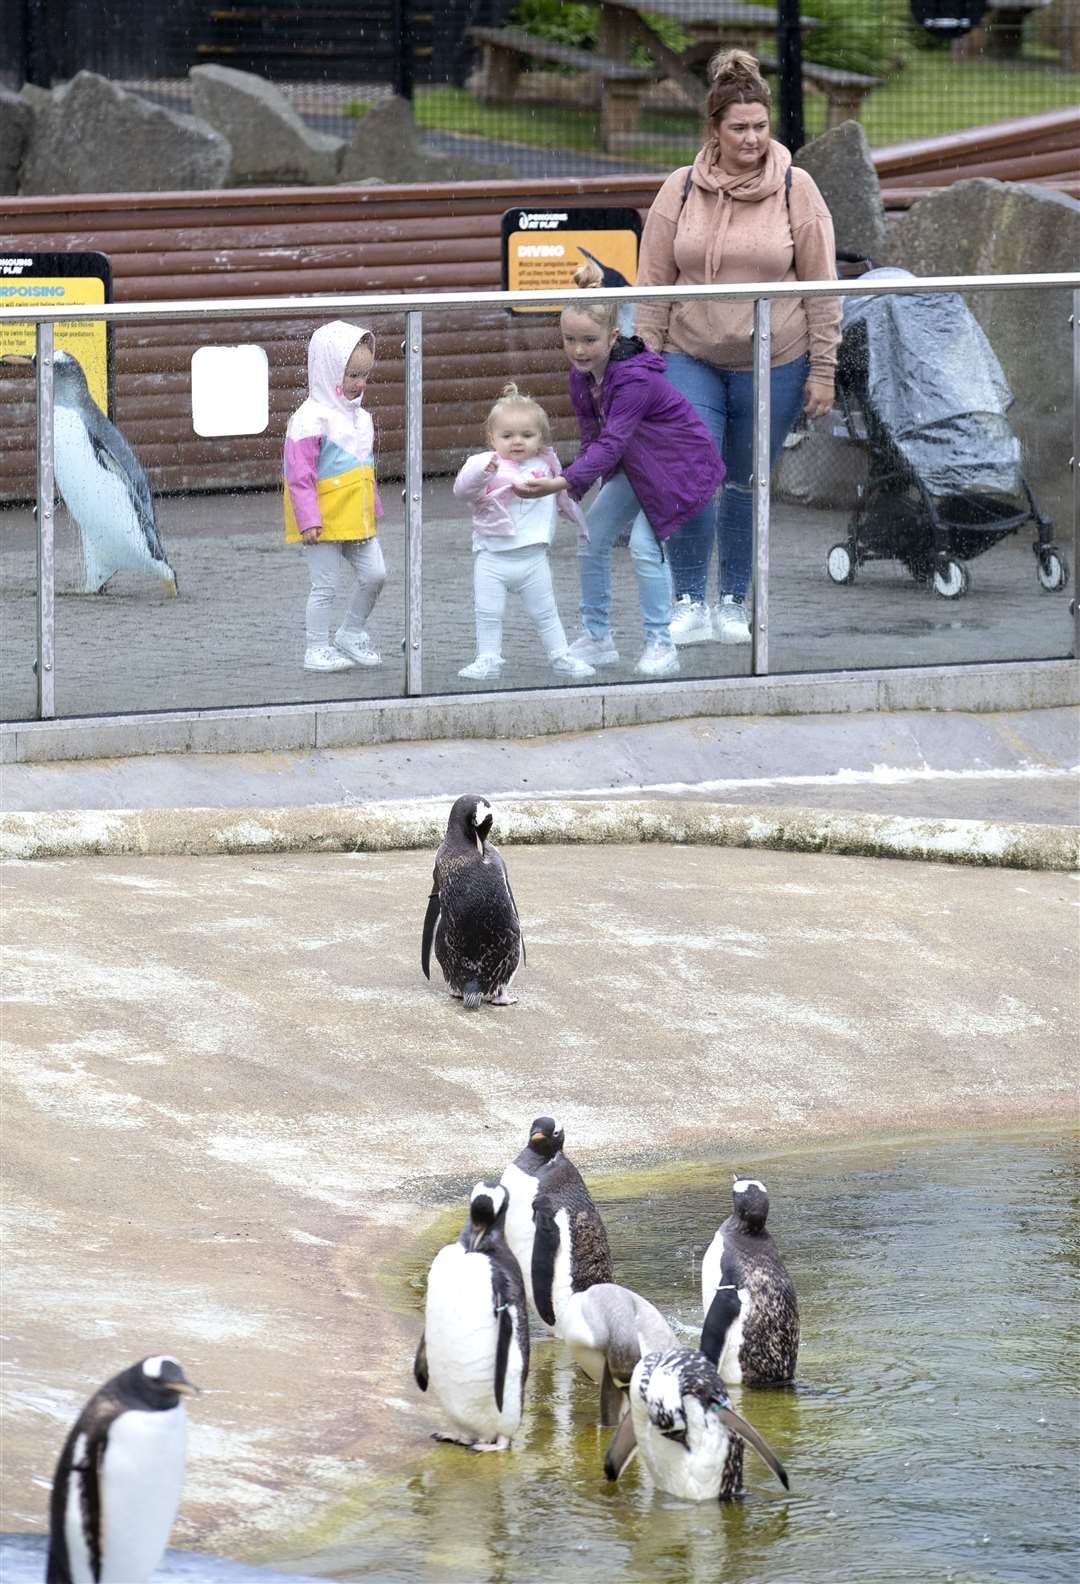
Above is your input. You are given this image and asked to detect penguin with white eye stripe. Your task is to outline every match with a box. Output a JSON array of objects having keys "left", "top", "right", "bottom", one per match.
[
  {"left": 46, "top": 1354, "right": 198, "bottom": 1584},
  {"left": 700, "top": 1174, "right": 799, "bottom": 1384}
]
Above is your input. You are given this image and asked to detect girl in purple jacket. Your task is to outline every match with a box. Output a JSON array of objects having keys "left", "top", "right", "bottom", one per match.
[{"left": 515, "top": 280, "right": 725, "bottom": 678}]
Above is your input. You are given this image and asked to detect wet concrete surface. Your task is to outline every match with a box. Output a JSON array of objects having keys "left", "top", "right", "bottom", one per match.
[{"left": 2, "top": 843, "right": 1076, "bottom": 1562}]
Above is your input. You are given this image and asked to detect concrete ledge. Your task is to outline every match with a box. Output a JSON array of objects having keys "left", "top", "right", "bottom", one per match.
[
  {"left": 1, "top": 658, "right": 1076, "bottom": 765},
  {"left": 2, "top": 796, "right": 1076, "bottom": 870}
]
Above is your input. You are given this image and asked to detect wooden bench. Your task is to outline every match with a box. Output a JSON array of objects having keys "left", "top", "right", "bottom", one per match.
[
  {"left": 468, "top": 25, "right": 660, "bottom": 149},
  {"left": 757, "top": 53, "right": 883, "bottom": 130}
]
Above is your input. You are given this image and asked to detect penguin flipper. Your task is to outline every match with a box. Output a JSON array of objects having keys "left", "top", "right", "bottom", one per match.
[
  {"left": 420, "top": 889, "right": 440, "bottom": 980},
  {"left": 89, "top": 432, "right": 165, "bottom": 563},
  {"left": 493, "top": 1296, "right": 513, "bottom": 1414},
  {"left": 603, "top": 1412, "right": 638, "bottom": 1481},
  {"left": 413, "top": 1332, "right": 429, "bottom": 1392},
  {"left": 715, "top": 1405, "right": 789, "bottom": 1490},
  {"left": 530, "top": 1194, "right": 560, "bottom": 1328},
  {"left": 600, "top": 1361, "right": 624, "bottom": 1427}
]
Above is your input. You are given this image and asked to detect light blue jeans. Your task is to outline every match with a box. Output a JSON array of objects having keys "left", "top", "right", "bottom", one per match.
[
  {"left": 663, "top": 350, "right": 810, "bottom": 603},
  {"left": 578, "top": 470, "right": 674, "bottom": 643}
]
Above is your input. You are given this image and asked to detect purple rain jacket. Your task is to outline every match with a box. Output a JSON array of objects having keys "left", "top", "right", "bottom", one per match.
[{"left": 563, "top": 337, "right": 725, "bottom": 541}]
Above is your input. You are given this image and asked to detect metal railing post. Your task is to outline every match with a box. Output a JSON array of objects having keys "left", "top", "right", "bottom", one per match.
[
  {"left": 750, "top": 298, "right": 771, "bottom": 677},
  {"left": 1072, "top": 288, "right": 1079, "bottom": 662},
  {"left": 35, "top": 321, "right": 55, "bottom": 719},
  {"left": 403, "top": 310, "right": 423, "bottom": 696}
]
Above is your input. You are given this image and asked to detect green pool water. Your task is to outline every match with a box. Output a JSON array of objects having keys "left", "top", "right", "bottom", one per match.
[{"left": 287, "top": 1131, "right": 1078, "bottom": 1584}]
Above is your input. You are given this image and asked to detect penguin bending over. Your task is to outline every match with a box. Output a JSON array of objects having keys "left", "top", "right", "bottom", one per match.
[
  {"left": 421, "top": 795, "right": 523, "bottom": 1009},
  {"left": 700, "top": 1174, "right": 799, "bottom": 1384},
  {"left": 603, "top": 1344, "right": 789, "bottom": 1503},
  {"left": 499, "top": 1115, "right": 613, "bottom": 1335},
  {"left": 414, "top": 1181, "right": 529, "bottom": 1451},
  {"left": 6, "top": 350, "right": 178, "bottom": 596},
  {"left": 560, "top": 1281, "right": 676, "bottom": 1425},
  {"left": 47, "top": 1354, "right": 198, "bottom": 1584}
]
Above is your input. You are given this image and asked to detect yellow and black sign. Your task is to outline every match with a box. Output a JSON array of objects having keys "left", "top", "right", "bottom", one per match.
[
  {"left": 501, "top": 207, "right": 642, "bottom": 316},
  {"left": 0, "top": 252, "right": 112, "bottom": 413}
]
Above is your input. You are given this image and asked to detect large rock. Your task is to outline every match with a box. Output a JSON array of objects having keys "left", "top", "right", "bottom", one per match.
[
  {"left": 189, "top": 64, "right": 343, "bottom": 186},
  {"left": 19, "top": 72, "right": 230, "bottom": 195},
  {"left": 886, "top": 178, "right": 1080, "bottom": 495},
  {"left": 794, "top": 120, "right": 886, "bottom": 260},
  {"left": 0, "top": 87, "right": 33, "bottom": 194},
  {"left": 339, "top": 96, "right": 515, "bottom": 183}
]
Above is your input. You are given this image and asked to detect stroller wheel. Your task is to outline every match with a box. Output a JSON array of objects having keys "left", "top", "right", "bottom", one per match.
[
  {"left": 932, "top": 559, "right": 968, "bottom": 600},
  {"left": 1036, "top": 550, "right": 1069, "bottom": 593},
  {"left": 826, "top": 543, "right": 856, "bottom": 584}
]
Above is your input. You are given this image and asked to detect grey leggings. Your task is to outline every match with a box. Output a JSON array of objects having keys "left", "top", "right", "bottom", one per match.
[{"left": 302, "top": 538, "right": 386, "bottom": 646}]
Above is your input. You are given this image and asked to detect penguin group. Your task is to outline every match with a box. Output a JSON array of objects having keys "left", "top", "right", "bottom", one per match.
[{"left": 413, "top": 1113, "right": 799, "bottom": 1506}]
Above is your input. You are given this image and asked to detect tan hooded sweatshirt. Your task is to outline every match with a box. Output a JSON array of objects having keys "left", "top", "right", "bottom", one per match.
[{"left": 635, "top": 141, "right": 841, "bottom": 382}]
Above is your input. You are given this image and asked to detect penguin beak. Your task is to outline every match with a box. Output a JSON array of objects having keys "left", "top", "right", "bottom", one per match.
[
  {"left": 530, "top": 1131, "right": 547, "bottom": 1144},
  {"left": 1, "top": 354, "right": 33, "bottom": 365},
  {"left": 172, "top": 1379, "right": 201, "bottom": 1396}
]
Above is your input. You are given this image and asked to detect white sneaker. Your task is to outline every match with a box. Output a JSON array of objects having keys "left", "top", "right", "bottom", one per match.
[
  {"left": 568, "top": 631, "right": 620, "bottom": 666},
  {"left": 635, "top": 638, "right": 680, "bottom": 677},
  {"left": 715, "top": 597, "right": 751, "bottom": 645},
  {"left": 304, "top": 643, "right": 355, "bottom": 672},
  {"left": 669, "top": 596, "right": 714, "bottom": 645},
  {"left": 335, "top": 629, "right": 381, "bottom": 666},
  {"left": 551, "top": 650, "right": 596, "bottom": 679},
  {"left": 458, "top": 654, "right": 504, "bottom": 680}
]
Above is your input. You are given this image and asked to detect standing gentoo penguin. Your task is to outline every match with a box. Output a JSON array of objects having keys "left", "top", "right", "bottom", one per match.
[
  {"left": 46, "top": 1354, "right": 198, "bottom": 1583},
  {"left": 499, "top": 1115, "right": 614, "bottom": 1334},
  {"left": 603, "top": 1346, "right": 789, "bottom": 1503},
  {"left": 560, "top": 1281, "right": 676, "bottom": 1425},
  {"left": 6, "top": 350, "right": 178, "bottom": 595},
  {"left": 413, "top": 1181, "right": 529, "bottom": 1451},
  {"left": 700, "top": 1174, "right": 800, "bottom": 1384},
  {"left": 421, "top": 795, "right": 523, "bottom": 1008}
]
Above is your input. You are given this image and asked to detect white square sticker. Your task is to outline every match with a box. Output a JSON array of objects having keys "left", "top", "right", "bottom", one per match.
[{"left": 191, "top": 344, "right": 269, "bottom": 437}]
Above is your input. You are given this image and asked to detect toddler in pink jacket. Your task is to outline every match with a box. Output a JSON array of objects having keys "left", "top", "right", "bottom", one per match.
[{"left": 452, "top": 383, "right": 594, "bottom": 682}]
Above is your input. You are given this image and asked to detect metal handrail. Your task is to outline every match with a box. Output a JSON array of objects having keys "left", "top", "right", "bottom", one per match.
[{"left": 1, "top": 271, "right": 1079, "bottom": 327}]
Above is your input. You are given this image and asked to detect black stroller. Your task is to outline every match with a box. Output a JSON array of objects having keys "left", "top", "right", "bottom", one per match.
[{"left": 826, "top": 269, "right": 1068, "bottom": 600}]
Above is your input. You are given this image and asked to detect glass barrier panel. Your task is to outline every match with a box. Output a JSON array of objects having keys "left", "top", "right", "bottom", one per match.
[
  {"left": 0, "top": 355, "right": 39, "bottom": 721},
  {"left": 769, "top": 282, "right": 1075, "bottom": 674},
  {"left": 45, "top": 310, "right": 406, "bottom": 717}
]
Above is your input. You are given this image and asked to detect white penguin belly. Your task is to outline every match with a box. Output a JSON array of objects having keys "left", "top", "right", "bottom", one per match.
[
  {"left": 54, "top": 407, "right": 157, "bottom": 588},
  {"left": 425, "top": 1245, "right": 523, "bottom": 1442},
  {"left": 700, "top": 1231, "right": 745, "bottom": 1384},
  {"left": 560, "top": 1294, "right": 605, "bottom": 1384},
  {"left": 98, "top": 1404, "right": 188, "bottom": 1581},
  {"left": 499, "top": 1163, "right": 539, "bottom": 1312},
  {"left": 63, "top": 1433, "right": 96, "bottom": 1583},
  {"left": 632, "top": 1392, "right": 729, "bottom": 1502},
  {"left": 549, "top": 1206, "right": 575, "bottom": 1339}
]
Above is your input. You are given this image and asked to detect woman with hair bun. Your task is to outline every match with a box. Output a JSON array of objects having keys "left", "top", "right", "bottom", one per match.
[{"left": 635, "top": 48, "right": 841, "bottom": 647}]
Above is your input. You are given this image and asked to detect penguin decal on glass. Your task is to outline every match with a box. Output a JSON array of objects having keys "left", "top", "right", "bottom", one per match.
[
  {"left": 421, "top": 795, "right": 523, "bottom": 1009},
  {"left": 560, "top": 1280, "right": 676, "bottom": 1426},
  {"left": 413, "top": 1181, "right": 530, "bottom": 1452},
  {"left": 46, "top": 1354, "right": 198, "bottom": 1584},
  {"left": 603, "top": 1345, "right": 790, "bottom": 1503},
  {"left": 499, "top": 1115, "right": 614, "bottom": 1336},
  {"left": 6, "top": 349, "right": 178, "bottom": 596},
  {"left": 700, "top": 1174, "right": 800, "bottom": 1384}
]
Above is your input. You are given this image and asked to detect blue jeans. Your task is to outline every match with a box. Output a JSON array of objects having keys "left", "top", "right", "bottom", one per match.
[
  {"left": 663, "top": 351, "right": 810, "bottom": 603},
  {"left": 578, "top": 470, "right": 673, "bottom": 643}
]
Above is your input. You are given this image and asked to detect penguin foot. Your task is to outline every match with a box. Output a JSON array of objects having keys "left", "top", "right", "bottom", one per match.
[
  {"left": 431, "top": 1431, "right": 482, "bottom": 1448},
  {"left": 469, "top": 1437, "right": 512, "bottom": 1453},
  {"left": 449, "top": 989, "right": 464, "bottom": 1000},
  {"left": 486, "top": 989, "right": 518, "bottom": 1006}
]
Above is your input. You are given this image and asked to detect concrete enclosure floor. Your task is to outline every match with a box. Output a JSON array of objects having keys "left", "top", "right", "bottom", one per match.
[{"left": 2, "top": 843, "right": 1076, "bottom": 1562}]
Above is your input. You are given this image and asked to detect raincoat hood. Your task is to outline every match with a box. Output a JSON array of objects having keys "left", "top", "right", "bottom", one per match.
[{"left": 301, "top": 319, "right": 375, "bottom": 455}]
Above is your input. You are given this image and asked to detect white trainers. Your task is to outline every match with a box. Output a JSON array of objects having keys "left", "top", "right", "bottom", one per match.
[
  {"left": 568, "top": 631, "right": 620, "bottom": 666},
  {"left": 635, "top": 638, "right": 680, "bottom": 677},
  {"left": 335, "top": 629, "right": 381, "bottom": 666},
  {"left": 551, "top": 650, "right": 596, "bottom": 679},
  {"left": 715, "top": 596, "right": 751, "bottom": 645},
  {"left": 304, "top": 643, "right": 355, "bottom": 672},
  {"left": 458, "top": 654, "right": 505, "bottom": 680},
  {"left": 669, "top": 596, "right": 714, "bottom": 645}
]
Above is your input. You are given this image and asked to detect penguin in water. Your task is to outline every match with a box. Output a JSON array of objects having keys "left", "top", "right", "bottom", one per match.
[
  {"left": 603, "top": 1343, "right": 789, "bottom": 1503},
  {"left": 700, "top": 1174, "right": 799, "bottom": 1384},
  {"left": 413, "top": 1180, "right": 530, "bottom": 1451},
  {"left": 499, "top": 1115, "right": 614, "bottom": 1335},
  {"left": 46, "top": 1354, "right": 198, "bottom": 1584},
  {"left": 421, "top": 795, "right": 523, "bottom": 1009},
  {"left": 560, "top": 1280, "right": 676, "bottom": 1425},
  {"left": 4, "top": 350, "right": 178, "bottom": 595}
]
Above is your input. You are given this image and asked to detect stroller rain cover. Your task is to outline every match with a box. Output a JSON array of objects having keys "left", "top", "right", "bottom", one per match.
[{"left": 841, "top": 287, "right": 1022, "bottom": 498}]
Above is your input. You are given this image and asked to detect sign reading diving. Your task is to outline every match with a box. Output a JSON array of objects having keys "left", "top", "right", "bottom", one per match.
[
  {"left": 0, "top": 252, "right": 112, "bottom": 414},
  {"left": 501, "top": 207, "right": 642, "bottom": 316}
]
